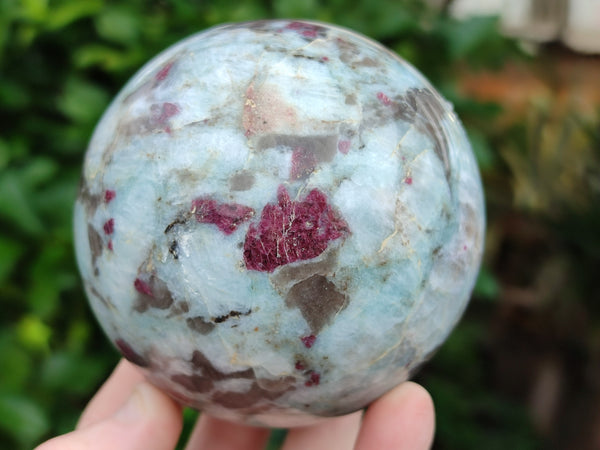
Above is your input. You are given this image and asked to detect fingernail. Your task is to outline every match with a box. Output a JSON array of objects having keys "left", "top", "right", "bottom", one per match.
[{"left": 114, "top": 383, "right": 148, "bottom": 422}]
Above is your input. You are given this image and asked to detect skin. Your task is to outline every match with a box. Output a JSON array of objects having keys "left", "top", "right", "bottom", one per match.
[{"left": 36, "top": 360, "right": 435, "bottom": 450}]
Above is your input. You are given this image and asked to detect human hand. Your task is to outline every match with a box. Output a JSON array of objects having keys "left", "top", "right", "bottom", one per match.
[{"left": 36, "top": 359, "right": 434, "bottom": 450}]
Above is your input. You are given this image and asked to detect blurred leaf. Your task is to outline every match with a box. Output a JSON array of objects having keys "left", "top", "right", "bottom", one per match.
[
  {"left": 394, "top": 41, "right": 419, "bottom": 65},
  {"left": 443, "top": 86, "right": 504, "bottom": 121},
  {"left": 52, "top": 409, "right": 81, "bottom": 439},
  {"left": 139, "top": 13, "right": 168, "bottom": 42},
  {"left": 0, "top": 332, "right": 33, "bottom": 392},
  {"left": 0, "top": 139, "right": 8, "bottom": 170},
  {"left": 0, "top": 236, "right": 24, "bottom": 284},
  {"left": 348, "top": 0, "right": 425, "bottom": 39},
  {"left": 0, "top": 79, "right": 31, "bottom": 111},
  {"left": 73, "top": 44, "right": 144, "bottom": 71},
  {"left": 65, "top": 319, "right": 91, "bottom": 353},
  {"left": 502, "top": 108, "right": 598, "bottom": 216},
  {"left": 57, "top": 77, "right": 110, "bottom": 125},
  {"left": 427, "top": 376, "right": 538, "bottom": 450},
  {"left": 95, "top": 6, "right": 140, "bottom": 45},
  {"left": 19, "top": 0, "right": 48, "bottom": 22},
  {"left": 0, "top": 0, "right": 18, "bottom": 57},
  {"left": 0, "top": 157, "right": 60, "bottom": 234},
  {"left": 272, "top": 0, "right": 319, "bottom": 18},
  {"left": 226, "top": 3, "right": 270, "bottom": 23},
  {"left": 175, "top": 408, "right": 200, "bottom": 450},
  {"left": 474, "top": 266, "right": 500, "bottom": 301},
  {"left": 14, "top": 22, "right": 39, "bottom": 47},
  {"left": 27, "top": 240, "right": 78, "bottom": 318},
  {"left": 41, "top": 352, "right": 109, "bottom": 395},
  {"left": 33, "top": 168, "right": 79, "bottom": 231},
  {"left": 446, "top": 17, "right": 499, "bottom": 58},
  {"left": 266, "top": 429, "right": 287, "bottom": 450},
  {"left": 49, "top": 123, "right": 94, "bottom": 155},
  {"left": 202, "top": 1, "right": 268, "bottom": 25},
  {"left": 20, "top": 157, "right": 59, "bottom": 187},
  {"left": 3, "top": 137, "right": 30, "bottom": 163},
  {"left": 17, "top": 315, "right": 52, "bottom": 352},
  {"left": 45, "top": 0, "right": 103, "bottom": 30},
  {"left": 468, "top": 128, "right": 498, "bottom": 171},
  {"left": 0, "top": 171, "right": 44, "bottom": 235},
  {"left": 0, "top": 393, "right": 50, "bottom": 448},
  {"left": 434, "top": 321, "right": 485, "bottom": 384}
]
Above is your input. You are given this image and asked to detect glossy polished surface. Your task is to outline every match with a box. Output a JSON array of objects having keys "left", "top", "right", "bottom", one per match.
[{"left": 74, "top": 20, "right": 485, "bottom": 427}]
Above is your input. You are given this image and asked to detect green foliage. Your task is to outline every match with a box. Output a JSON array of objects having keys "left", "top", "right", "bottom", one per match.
[
  {"left": 428, "top": 375, "right": 538, "bottom": 450},
  {"left": 0, "top": 393, "right": 50, "bottom": 448},
  {"left": 4, "top": 0, "right": 596, "bottom": 449}
]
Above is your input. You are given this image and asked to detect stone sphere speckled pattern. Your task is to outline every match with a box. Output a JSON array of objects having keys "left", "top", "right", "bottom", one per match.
[{"left": 74, "top": 20, "right": 485, "bottom": 427}]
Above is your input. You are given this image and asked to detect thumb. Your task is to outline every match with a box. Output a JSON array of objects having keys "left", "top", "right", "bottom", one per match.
[{"left": 36, "top": 382, "right": 182, "bottom": 450}]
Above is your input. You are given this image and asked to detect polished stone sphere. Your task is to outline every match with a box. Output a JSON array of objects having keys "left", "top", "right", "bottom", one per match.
[{"left": 74, "top": 20, "right": 485, "bottom": 427}]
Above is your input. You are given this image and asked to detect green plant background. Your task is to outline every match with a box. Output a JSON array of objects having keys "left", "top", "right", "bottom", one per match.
[{"left": 1, "top": 1, "right": 599, "bottom": 449}]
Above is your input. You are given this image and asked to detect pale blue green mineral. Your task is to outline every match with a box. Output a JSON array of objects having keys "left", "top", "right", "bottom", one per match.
[{"left": 74, "top": 20, "right": 485, "bottom": 427}]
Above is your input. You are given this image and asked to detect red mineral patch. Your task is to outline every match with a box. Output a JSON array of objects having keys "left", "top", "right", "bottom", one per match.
[
  {"left": 155, "top": 61, "right": 174, "bottom": 81},
  {"left": 103, "top": 218, "right": 114, "bottom": 235},
  {"left": 283, "top": 22, "right": 325, "bottom": 39},
  {"left": 284, "top": 21, "right": 305, "bottom": 30},
  {"left": 337, "top": 140, "right": 351, "bottom": 154},
  {"left": 191, "top": 197, "right": 254, "bottom": 235},
  {"left": 290, "top": 147, "right": 318, "bottom": 180},
  {"left": 104, "top": 189, "right": 116, "bottom": 203},
  {"left": 243, "top": 186, "right": 349, "bottom": 272},
  {"left": 133, "top": 275, "right": 174, "bottom": 312},
  {"left": 301, "top": 334, "right": 317, "bottom": 349},
  {"left": 377, "top": 91, "right": 391, "bottom": 106},
  {"left": 134, "top": 278, "right": 153, "bottom": 296},
  {"left": 305, "top": 371, "right": 320, "bottom": 387},
  {"left": 150, "top": 102, "right": 180, "bottom": 132},
  {"left": 157, "top": 102, "right": 180, "bottom": 123}
]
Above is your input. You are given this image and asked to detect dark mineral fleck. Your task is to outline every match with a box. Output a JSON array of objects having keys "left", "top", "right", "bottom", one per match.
[
  {"left": 191, "top": 350, "right": 255, "bottom": 381},
  {"left": 133, "top": 275, "right": 174, "bottom": 312},
  {"left": 171, "top": 373, "right": 214, "bottom": 393},
  {"left": 186, "top": 316, "right": 215, "bottom": 335},
  {"left": 115, "top": 338, "right": 149, "bottom": 367},
  {"left": 287, "top": 275, "right": 348, "bottom": 333},
  {"left": 87, "top": 224, "right": 104, "bottom": 270}
]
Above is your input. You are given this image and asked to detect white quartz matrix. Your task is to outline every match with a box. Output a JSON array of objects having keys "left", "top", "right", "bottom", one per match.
[{"left": 74, "top": 20, "right": 485, "bottom": 427}]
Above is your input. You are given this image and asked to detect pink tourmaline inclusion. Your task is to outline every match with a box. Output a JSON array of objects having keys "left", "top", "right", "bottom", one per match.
[
  {"left": 104, "top": 189, "right": 116, "bottom": 203},
  {"left": 243, "top": 185, "right": 349, "bottom": 272},
  {"left": 191, "top": 198, "right": 254, "bottom": 235},
  {"left": 301, "top": 334, "right": 317, "bottom": 348}
]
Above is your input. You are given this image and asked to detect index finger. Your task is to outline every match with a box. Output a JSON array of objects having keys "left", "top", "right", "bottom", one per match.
[
  {"left": 77, "top": 359, "right": 146, "bottom": 429},
  {"left": 354, "top": 382, "right": 435, "bottom": 450}
]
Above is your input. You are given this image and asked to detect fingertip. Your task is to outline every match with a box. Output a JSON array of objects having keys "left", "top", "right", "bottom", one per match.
[
  {"left": 116, "top": 381, "right": 183, "bottom": 447},
  {"left": 355, "top": 382, "right": 435, "bottom": 450},
  {"left": 390, "top": 381, "right": 435, "bottom": 428},
  {"left": 35, "top": 437, "right": 73, "bottom": 450},
  {"left": 38, "top": 381, "right": 183, "bottom": 450},
  {"left": 185, "top": 414, "right": 270, "bottom": 450},
  {"left": 281, "top": 410, "right": 363, "bottom": 450},
  {"left": 77, "top": 359, "right": 146, "bottom": 429},
  {"left": 117, "top": 381, "right": 182, "bottom": 420}
]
